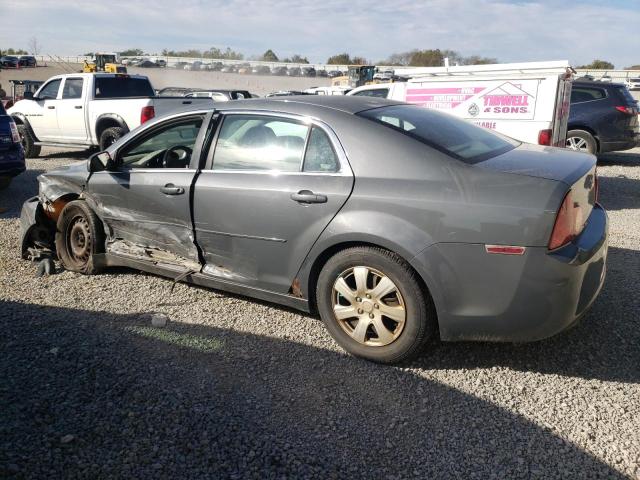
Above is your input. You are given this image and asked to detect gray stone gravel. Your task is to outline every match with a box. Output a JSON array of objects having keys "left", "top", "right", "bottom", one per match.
[{"left": 1, "top": 147, "right": 639, "bottom": 479}]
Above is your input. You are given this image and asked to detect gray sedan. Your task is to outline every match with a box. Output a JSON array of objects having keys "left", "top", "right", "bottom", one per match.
[{"left": 20, "top": 96, "right": 608, "bottom": 363}]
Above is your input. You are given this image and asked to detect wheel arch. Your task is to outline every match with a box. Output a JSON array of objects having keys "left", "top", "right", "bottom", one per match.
[
  {"left": 95, "top": 114, "right": 129, "bottom": 144},
  {"left": 11, "top": 113, "right": 39, "bottom": 141},
  {"left": 566, "top": 125, "right": 600, "bottom": 152},
  {"left": 301, "top": 239, "right": 439, "bottom": 332}
]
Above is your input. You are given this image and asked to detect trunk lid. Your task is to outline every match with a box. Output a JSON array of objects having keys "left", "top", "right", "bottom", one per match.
[{"left": 474, "top": 143, "right": 595, "bottom": 186}]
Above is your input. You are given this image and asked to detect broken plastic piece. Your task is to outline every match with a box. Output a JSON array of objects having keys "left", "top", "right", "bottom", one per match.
[{"left": 35, "top": 258, "right": 56, "bottom": 277}]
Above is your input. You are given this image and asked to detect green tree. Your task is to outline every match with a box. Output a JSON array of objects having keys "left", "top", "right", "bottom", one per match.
[
  {"left": 463, "top": 55, "right": 497, "bottom": 65},
  {"left": 327, "top": 53, "right": 352, "bottom": 65},
  {"left": 119, "top": 48, "right": 144, "bottom": 56},
  {"left": 282, "top": 54, "right": 309, "bottom": 64},
  {"left": 577, "top": 59, "right": 615, "bottom": 69},
  {"left": 261, "top": 49, "right": 279, "bottom": 62},
  {"left": 409, "top": 49, "right": 444, "bottom": 67}
]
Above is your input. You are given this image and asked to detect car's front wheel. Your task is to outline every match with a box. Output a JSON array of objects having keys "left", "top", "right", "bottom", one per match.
[
  {"left": 55, "top": 200, "right": 105, "bottom": 274},
  {"left": 17, "top": 124, "right": 41, "bottom": 158},
  {"left": 316, "top": 246, "right": 436, "bottom": 364}
]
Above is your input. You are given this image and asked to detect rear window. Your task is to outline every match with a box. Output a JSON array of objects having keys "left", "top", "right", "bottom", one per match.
[
  {"left": 613, "top": 86, "right": 637, "bottom": 105},
  {"left": 94, "top": 77, "right": 154, "bottom": 98},
  {"left": 357, "top": 105, "right": 519, "bottom": 163}
]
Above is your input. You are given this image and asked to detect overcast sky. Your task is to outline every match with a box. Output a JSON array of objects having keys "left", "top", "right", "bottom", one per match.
[{"left": 2, "top": 0, "right": 639, "bottom": 68}]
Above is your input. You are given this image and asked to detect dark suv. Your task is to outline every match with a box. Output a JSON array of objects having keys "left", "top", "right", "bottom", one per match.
[
  {"left": 567, "top": 81, "right": 639, "bottom": 154},
  {"left": 0, "top": 102, "right": 25, "bottom": 189}
]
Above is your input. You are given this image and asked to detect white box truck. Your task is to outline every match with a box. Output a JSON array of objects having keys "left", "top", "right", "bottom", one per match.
[{"left": 347, "top": 61, "right": 574, "bottom": 147}]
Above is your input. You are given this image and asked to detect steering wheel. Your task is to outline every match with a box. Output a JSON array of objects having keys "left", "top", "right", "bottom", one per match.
[{"left": 162, "top": 145, "right": 193, "bottom": 168}]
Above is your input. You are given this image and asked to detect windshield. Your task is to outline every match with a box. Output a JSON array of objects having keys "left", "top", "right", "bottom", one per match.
[
  {"left": 357, "top": 105, "right": 519, "bottom": 163},
  {"left": 94, "top": 77, "right": 154, "bottom": 98}
]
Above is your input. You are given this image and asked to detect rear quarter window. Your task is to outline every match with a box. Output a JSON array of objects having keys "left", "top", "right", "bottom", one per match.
[
  {"left": 357, "top": 105, "right": 519, "bottom": 163},
  {"left": 613, "top": 86, "right": 637, "bottom": 105},
  {"left": 571, "top": 87, "right": 606, "bottom": 103}
]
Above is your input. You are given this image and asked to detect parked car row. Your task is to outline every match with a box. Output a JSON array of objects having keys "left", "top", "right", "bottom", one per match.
[
  {"left": 162, "top": 61, "right": 340, "bottom": 77},
  {"left": 0, "top": 55, "right": 37, "bottom": 68}
]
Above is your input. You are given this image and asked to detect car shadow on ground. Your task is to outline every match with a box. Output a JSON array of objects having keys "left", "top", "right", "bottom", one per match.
[
  {"left": 415, "top": 245, "right": 639, "bottom": 384},
  {"left": 37, "top": 149, "right": 93, "bottom": 160},
  {"left": 0, "top": 168, "right": 44, "bottom": 219},
  {"left": 598, "top": 173, "right": 640, "bottom": 210},
  {"left": 0, "top": 300, "right": 626, "bottom": 479},
  {"left": 597, "top": 150, "right": 640, "bottom": 167}
]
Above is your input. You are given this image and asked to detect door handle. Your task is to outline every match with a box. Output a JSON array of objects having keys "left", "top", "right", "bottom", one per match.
[
  {"left": 74, "top": 106, "right": 83, "bottom": 109},
  {"left": 160, "top": 183, "right": 184, "bottom": 195},
  {"left": 47, "top": 106, "right": 55, "bottom": 109},
  {"left": 290, "top": 190, "right": 327, "bottom": 204},
  {"left": 182, "top": 100, "right": 192, "bottom": 104}
]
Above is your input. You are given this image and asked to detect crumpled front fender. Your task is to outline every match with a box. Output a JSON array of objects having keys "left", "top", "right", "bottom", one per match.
[{"left": 20, "top": 196, "right": 55, "bottom": 259}]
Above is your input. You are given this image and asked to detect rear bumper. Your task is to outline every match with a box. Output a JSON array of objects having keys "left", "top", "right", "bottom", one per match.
[{"left": 411, "top": 204, "right": 608, "bottom": 342}]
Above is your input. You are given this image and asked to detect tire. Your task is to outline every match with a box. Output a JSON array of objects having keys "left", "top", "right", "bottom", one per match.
[
  {"left": 55, "top": 200, "right": 105, "bottom": 274},
  {"left": 99, "top": 126, "right": 125, "bottom": 150},
  {"left": 566, "top": 130, "right": 597, "bottom": 154},
  {"left": 17, "top": 124, "right": 41, "bottom": 158},
  {"left": 316, "top": 246, "right": 436, "bottom": 364}
]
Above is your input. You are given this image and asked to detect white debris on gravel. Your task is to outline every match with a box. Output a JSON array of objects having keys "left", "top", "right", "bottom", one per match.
[{"left": 0, "top": 147, "right": 639, "bottom": 478}]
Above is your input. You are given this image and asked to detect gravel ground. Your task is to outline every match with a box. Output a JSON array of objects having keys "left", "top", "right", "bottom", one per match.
[{"left": 1, "top": 147, "right": 639, "bottom": 479}]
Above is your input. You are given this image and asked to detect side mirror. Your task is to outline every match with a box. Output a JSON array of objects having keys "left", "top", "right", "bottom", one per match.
[
  {"left": 23, "top": 91, "right": 34, "bottom": 100},
  {"left": 88, "top": 151, "right": 114, "bottom": 172}
]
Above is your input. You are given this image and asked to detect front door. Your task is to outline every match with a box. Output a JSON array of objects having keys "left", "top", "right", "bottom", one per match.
[
  {"left": 56, "top": 77, "right": 88, "bottom": 143},
  {"left": 28, "top": 78, "right": 62, "bottom": 141},
  {"left": 192, "top": 113, "right": 354, "bottom": 293},
  {"left": 88, "top": 113, "right": 209, "bottom": 264}
]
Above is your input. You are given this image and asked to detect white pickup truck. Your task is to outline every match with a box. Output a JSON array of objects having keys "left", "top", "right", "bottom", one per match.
[{"left": 8, "top": 73, "right": 211, "bottom": 157}]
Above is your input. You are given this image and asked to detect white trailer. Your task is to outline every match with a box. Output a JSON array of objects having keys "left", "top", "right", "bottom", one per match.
[{"left": 348, "top": 61, "right": 574, "bottom": 147}]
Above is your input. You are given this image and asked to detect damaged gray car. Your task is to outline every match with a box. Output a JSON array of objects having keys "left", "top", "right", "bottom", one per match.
[{"left": 20, "top": 96, "right": 608, "bottom": 363}]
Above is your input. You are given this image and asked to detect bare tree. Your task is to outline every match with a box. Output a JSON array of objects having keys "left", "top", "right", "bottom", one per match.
[{"left": 28, "top": 36, "right": 41, "bottom": 55}]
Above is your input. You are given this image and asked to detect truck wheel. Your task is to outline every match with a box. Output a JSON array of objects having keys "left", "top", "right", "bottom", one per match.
[
  {"left": 566, "top": 130, "right": 597, "bottom": 154},
  {"left": 99, "top": 127, "right": 125, "bottom": 150},
  {"left": 316, "top": 246, "right": 436, "bottom": 364},
  {"left": 17, "top": 125, "right": 41, "bottom": 158},
  {"left": 55, "top": 200, "right": 105, "bottom": 275}
]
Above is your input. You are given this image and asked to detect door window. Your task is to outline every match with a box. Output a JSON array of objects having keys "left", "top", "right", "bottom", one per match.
[
  {"left": 118, "top": 117, "right": 203, "bottom": 169},
  {"left": 303, "top": 127, "right": 339, "bottom": 173},
  {"left": 62, "top": 78, "right": 84, "bottom": 99},
  {"left": 212, "top": 115, "right": 309, "bottom": 171},
  {"left": 38, "top": 79, "right": 62, "bottom": 100}
]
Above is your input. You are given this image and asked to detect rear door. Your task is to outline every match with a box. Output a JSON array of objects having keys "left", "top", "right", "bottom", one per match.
[
  {"left": 88, "top": 113, "right": 209, "bottom": 265},
  {"left": 192, "top": 112, "right": 354, "bottom": 293},
  {"left": 57, "top": 77, "right": 88, "bottom": 142}
]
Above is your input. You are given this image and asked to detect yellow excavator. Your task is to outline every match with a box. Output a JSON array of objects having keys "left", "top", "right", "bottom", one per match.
[
  {"left": 331, "top": 65, "right": 377, "bottom": 88},
  {"left": 83, "top": 53, "right": 127, "bottom": 73}
]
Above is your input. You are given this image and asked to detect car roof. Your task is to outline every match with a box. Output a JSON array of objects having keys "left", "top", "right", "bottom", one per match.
[
  {"left": 573, "top": 80, "right": 627, "bottom": 88},
  {"left": 214, "top": 95, "right": 405, "bottom": 115}
]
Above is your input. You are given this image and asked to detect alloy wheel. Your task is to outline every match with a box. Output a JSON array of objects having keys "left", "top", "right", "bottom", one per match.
[
  {"left": 332, "top": 266, "right": 406, "bottom": 347},
  {"left": 566, "top": 136, "right": 589, "bottom": 152}
]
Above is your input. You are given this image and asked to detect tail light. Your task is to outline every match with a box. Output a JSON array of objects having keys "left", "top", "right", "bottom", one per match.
[
  {"left": 538, "top": 129, "right": 552, "bottom": 146},
  {"left": 140, "top": 106, "right": 155, "bottom": 124},
  {"left": 614, "top": 106, "right": 636, "bottom": 115},
  {"left": 548, "top": 174, "right": 596, "bottom": 251},
  {"left": 9, "top": 121, "right": 20, "bottom": 143}
]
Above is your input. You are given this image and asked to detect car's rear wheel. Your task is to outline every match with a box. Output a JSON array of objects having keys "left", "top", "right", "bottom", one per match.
[
  {"left": 316, "top": 246, "right": 436, "bottom": 364},
  {"left": 55, "top": 200, "right": 105, "bottom": 274},
  {"left": 99, "top": 126, "right": 125, "bottom": 150},
  {"left": 566, "top": 130, "right": 597, "bottom": 154},
  {"left": 17, "top": 125, "right": 41, "bottom": 158}
]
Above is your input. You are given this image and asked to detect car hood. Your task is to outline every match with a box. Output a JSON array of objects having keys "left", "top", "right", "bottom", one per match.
[
  {"left": 474, "top": 143, "right": 595, "bottom": 186},
  {"left": 38, "top": 161, "right": 89, "bottom": 201}
]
